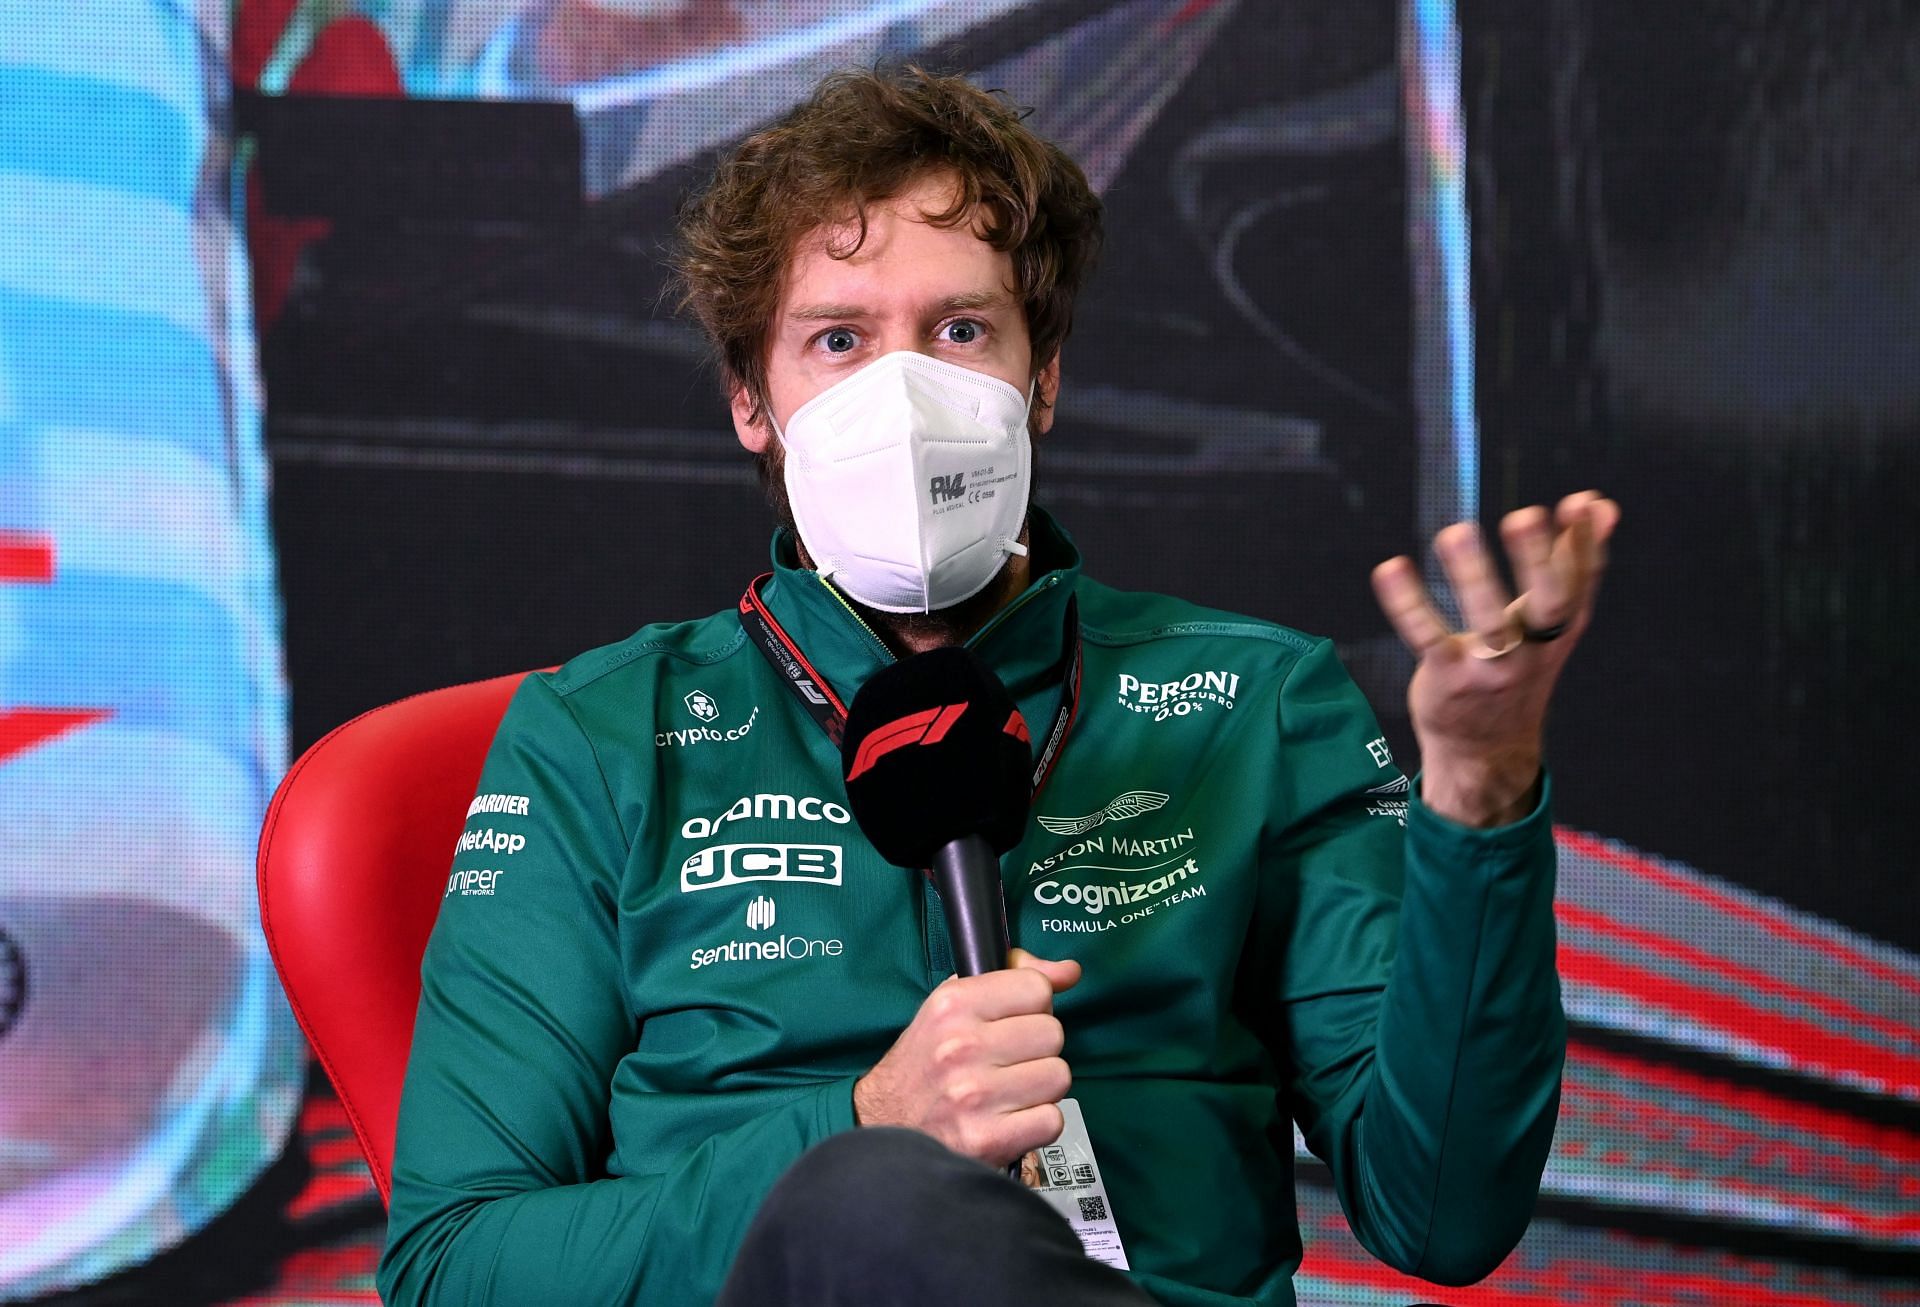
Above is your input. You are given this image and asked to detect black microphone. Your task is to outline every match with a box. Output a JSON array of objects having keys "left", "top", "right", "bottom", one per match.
[{"left": 841, "top": 646, "right": 1032, "bottom": 977}]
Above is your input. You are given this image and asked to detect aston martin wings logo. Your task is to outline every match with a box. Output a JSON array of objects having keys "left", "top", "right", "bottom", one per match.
[{"left": 1036, "top": 790, "right": 1171, "bottom": 837}]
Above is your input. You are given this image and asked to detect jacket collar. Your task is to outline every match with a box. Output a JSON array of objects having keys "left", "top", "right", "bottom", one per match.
[{"left": 754, "top": 507, "right": 1084, "bottom": 712}]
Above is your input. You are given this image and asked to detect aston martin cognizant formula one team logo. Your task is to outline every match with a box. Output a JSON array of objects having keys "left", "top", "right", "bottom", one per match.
[{"left": 1036, "top": 790, "right": 1171, "bottom": 837}]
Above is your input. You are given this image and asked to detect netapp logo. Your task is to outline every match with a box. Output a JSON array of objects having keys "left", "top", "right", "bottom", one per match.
[
  {"left": 455, "top": 828, "right": 525, "bottom": 857},
  {"left": 679, "top": 793, "right": 852, "bottom": 841},
  {"left": 1116, "top": 671, "right": 1239, "bottom": 721},
  {"left": 680, "top": 843, "right": 843, "bottom": 894}
]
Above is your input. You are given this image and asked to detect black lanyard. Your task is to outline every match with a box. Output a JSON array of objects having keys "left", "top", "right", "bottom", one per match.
[{"left": 738, "top": 574, "right": 1081, "bottom": 799}]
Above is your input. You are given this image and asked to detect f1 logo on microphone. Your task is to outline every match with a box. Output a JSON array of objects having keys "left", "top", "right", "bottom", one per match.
[
  {"left": 845, "top": 703, "right": 1034, "bottom": 781},
  {"left": 846, "top": 703, "right": 967, "bottom": 781}
]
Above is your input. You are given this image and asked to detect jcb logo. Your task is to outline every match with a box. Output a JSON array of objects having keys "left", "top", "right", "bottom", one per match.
[{"left": 680, "top": 843, "right": 843, "bottom": 893}]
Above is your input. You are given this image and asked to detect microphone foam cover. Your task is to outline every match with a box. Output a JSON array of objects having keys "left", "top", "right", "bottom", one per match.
[{"left": 840, "top": 646, "right": 1032, "bottom": 869}]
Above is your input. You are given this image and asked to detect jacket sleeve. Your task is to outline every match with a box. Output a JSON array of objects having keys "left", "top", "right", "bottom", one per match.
[
  {"left": 1250, "top": 638, "right": 1565, "bottom": 1286},
  {"left": 376, "top": 674, "right": 859, "bottom": 1307}
]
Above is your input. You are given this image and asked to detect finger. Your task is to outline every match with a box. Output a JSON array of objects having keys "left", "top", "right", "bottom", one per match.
[
  {"left": 951, "top": 965, "right": 1058, "bottom": 1021},
  {"left": 1582, "top": 495, "right": 1622, "bottom": 568},
  {"left": 1009, "top": 948, "right": 1082, "bottom": 994},
  {"left": 1500, "top": 505, "right": 1571, "bottom": 628},
  {"left": 1547, "top": 492, "right": 1602, "bottom": 609},
  {"left": 1559, "top": 494, "right": 1621, "bottom": 620},
  {"left": 1371, "top": 556, "right": 1451, "bottom": 655},
  {"left": 989, "top": 1055, "right": 1073, "bottom": 1113},
  {"left": 1594, "top": 495, "right": 1622, "bottom": 540},
  {"left": 1499, "top": 505, "right": 1555, "bottom": 606},
  {"left": 1554, "top": 488, "right": 1605, "bottom": 531},
  {"left": 993, "top": 1102, "right": 1068, "bottom": 1165},
  {"left": 1434, "top": 522, "right": 1516, "bottom": 646},
  {"left": 981, "top": 1013, "right": 1066, "bottom": 1066}
]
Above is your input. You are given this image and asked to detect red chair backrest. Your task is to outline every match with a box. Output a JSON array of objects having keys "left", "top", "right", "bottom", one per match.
[{"left": 256, "top": 670, "right": 535, "bottom": 1206}]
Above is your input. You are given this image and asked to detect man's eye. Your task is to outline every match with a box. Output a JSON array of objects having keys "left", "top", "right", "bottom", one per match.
[
  {"left": 942, "top": 319, "right": 982, "bottom": 345},
  {"left": 823, "top": 328, "right": 858, "bottom": 354}
]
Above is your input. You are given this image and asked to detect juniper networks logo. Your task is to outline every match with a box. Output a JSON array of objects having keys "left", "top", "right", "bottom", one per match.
[
  {"left": 1116, "top": 671, "right": 1240, "bottom": 721},
  {"left": 445, "top": 867, "right": 506, "bottom": 897}
]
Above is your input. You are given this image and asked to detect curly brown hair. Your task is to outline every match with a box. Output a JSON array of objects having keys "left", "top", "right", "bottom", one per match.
[{"left": 671, "top": 64, "right": 1104, "bottom": 426}]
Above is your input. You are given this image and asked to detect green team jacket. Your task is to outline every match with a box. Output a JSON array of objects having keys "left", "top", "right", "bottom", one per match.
[{"left": 379, "top": 510, "right": 1565, "bottom": 1306}]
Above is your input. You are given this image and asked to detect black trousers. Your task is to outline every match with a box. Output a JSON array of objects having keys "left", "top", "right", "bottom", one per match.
[{"left": 717, "top": 1128, "right": 1159, "bottom": 1306}]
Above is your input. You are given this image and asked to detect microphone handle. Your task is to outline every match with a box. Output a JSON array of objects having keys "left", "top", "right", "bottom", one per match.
[{"left": 929, "top": 833, "right": 1010, "bottom": 977}]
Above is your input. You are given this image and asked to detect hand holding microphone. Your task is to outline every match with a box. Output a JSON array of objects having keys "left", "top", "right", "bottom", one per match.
[
  {"left": 851, "top": 948, "right": 1079, "bottom": 1168},
  {"left": 840, "top": 647, "right": 1079, "bottom": 1167}
]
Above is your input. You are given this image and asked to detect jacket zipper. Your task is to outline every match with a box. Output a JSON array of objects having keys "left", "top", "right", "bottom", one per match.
[{"left": 815, "top": 575, "right": 895, "bottom": 663}]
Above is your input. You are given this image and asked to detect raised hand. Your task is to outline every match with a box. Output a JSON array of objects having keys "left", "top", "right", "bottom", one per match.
[{"left": 1370, "top": 491, "right": 1622, "bottom": 827}]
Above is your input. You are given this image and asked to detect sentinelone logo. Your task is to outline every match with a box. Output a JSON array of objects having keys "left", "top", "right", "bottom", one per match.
[
  {"left": 689, "top": 933, "right": 844, "bottom": 970},
  {"left": 688, "top": 894, "right": 845, "bottom": 968},
  {"left": 1116, "top": 671, "right": 1239, "bottom": 721},
  {"left": 746, "top": 895, "right": 776, "bottom": 930}
]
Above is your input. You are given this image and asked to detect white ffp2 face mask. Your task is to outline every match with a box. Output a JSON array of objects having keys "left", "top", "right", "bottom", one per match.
[{"left": 772, "top": 351, "right": 1034, "bottom": 614}]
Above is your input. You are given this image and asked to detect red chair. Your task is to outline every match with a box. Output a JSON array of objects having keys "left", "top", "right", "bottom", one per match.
[{"left": 255, "top": 670, "right": 538, "bottom": 1206}]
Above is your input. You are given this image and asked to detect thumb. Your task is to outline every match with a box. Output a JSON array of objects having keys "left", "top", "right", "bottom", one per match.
[{"left": 1009, "top": 947, "right": 1082, "bottom": 993}]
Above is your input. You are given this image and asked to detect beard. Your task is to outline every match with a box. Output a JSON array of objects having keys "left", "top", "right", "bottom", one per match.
[{"left": 755, "top": 438, "right": 1035, "bottom": 652}]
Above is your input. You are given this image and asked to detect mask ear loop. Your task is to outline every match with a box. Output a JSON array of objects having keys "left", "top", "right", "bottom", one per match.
[
  {"left": 1001, "top": 376, "right": 1040, "bottom": 560},
  {"left": 765, "top": 405, "right": 843, "bottom": 582}
]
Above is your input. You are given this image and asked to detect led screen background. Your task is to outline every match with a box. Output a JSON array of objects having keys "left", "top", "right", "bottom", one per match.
[
  {"left": 3, "top": 1, "right": 1915, "bottom": 1303},
  {"left": 0, "top": 3, "right": 307, "bottom": 1300}
]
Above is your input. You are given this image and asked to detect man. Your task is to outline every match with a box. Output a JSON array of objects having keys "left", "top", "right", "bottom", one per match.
[{"left": 378, "top": 66, "right": 1619, "bottom": 1306}]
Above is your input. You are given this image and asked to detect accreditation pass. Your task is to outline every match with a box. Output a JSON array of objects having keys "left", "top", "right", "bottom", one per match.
[{"left": 1017, "top": 1098, "right": 1130, "bottom": 1270}]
